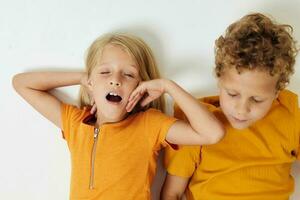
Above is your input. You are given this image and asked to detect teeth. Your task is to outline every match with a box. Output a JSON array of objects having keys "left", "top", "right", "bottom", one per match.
[{"left": 109, "top": 92, "right": 119, "bottom": 96}]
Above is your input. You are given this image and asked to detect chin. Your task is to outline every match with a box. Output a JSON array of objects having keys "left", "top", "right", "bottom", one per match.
[
  {"left": 229, "top": 120, "right": 253, "bottom": 130},
  {"left": 231, "top": 124, "right": 249, "bottom": 130}
]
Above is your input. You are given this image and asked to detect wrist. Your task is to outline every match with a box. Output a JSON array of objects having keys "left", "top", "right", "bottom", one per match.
[{"left": 162, "top": 79, "right": 175, "bottom": 94}]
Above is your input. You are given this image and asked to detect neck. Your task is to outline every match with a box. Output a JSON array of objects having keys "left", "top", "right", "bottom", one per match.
[{"left": 95, "top": 112, "right": 129, "bottom": 127}]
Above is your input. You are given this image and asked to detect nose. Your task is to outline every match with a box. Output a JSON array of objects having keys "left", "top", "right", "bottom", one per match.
[
  {"left": 109, "top": 74, "right": 122, "bottom": 87},
  {"left": 110, "top": 81, "right": 121, "bottom": 87},
  {"left": 235, "top": 100, "right": 250, "bottom": 116}
]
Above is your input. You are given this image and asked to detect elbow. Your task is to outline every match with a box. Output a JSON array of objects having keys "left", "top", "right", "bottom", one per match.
[
  {"left": 12, "top": 73, "right": 22, "bottom": 91},
  {"left": 12, "top": 73, "right": 29, "bottom": 93},
  {"left": 207, "top": 124, "right": 225, "bottom": 145}
]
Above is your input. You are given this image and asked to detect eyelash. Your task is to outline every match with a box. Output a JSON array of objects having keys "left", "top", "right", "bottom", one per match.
[
  {"left": 252, "top": 98, "right": 263, "bottom": 103},
  {"left": 228, "top": 93, "right": 263, "bottom": 103},
  {"left": 228, "top": 93, "right": 237, "bottom": 97},
  {"left": 125, "top": 73, "right": 134, "bottom": 78},
  {"left": 99, "top": 71, "right": 134, "bottom": 78}
]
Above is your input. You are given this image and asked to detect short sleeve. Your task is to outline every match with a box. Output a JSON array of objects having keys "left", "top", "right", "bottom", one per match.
[
  {"left": 164, "top": 145, "right": 201, "bottom": 178},
  {"left": 60, "top": 103, "right": 83, "bottom": 142},
  {"left": 144, "top": 109, "right": 178, "bottom": 151}
]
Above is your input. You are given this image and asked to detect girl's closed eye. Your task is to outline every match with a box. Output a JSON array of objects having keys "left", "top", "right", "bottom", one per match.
[
  {"left": 124, "top": 73, "right": 134, "bottom": 78},
  {"left": 123, "top": 71, "right": 136, "bottom": 78},
  {"left": 227, "top": 92, "right": 238, "bottom": 97},
  {"left": 99, "top": 71, "right": 110, "bottom": 75}
]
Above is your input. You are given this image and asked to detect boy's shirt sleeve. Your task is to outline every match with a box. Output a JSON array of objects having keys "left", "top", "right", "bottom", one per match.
[
  {"left": 291, "top": 92, "right": 300, "bottom": 160},
  {"left": 144, "top": 109, "right": 178, "bottom": 151},
  {"left": 164, "top": 145, "right": 201, "bottom": 178},
  {"left": 60, "top": 103, "right": 83, "bottom": 142},
  {"left": 278, "top": 90, "right": 300, "bottom": 160}
]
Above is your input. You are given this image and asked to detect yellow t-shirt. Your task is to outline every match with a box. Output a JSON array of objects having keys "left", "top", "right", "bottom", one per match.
[
  {"left": 61, "top": 103, "right": 177, "bottom": 200},
  {"left": 165, "top": 89, "right": 300, "bottom": 200}
]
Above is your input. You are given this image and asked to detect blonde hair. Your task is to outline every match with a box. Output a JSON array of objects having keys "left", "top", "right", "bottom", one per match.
[{"left": 79, "top": 33, "right": 165, "bottom": 113}]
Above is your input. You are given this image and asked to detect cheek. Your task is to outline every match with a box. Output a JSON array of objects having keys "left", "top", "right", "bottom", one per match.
[
  {"left": 219, "top": 94, "right": 233, "bottom": 112},
  {"left": 251, "top": 103, "right": 272, "bottom": 119},
  {"left": 126, "top": 79, "right": 139, "bottom": 89}
]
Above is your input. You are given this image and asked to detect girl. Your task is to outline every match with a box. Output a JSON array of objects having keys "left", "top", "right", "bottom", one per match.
[{"left": 12, "top": 33, "right": 224, "bottom": 200}]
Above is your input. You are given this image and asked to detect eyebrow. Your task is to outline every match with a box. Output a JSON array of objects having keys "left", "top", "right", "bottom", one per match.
[
  {"left": 225, "top": 88, "right": 238, "bottom": 93},
  {"left": 225, "top": 87, "right": 267, "bottom": 99},
  {"left": 97, "top": 63, "right": 139, "bottom": 73}
]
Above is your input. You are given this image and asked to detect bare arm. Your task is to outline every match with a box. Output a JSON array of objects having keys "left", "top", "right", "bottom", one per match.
[
  {"left": 12, "top": 72, "right": 84, "bottom": 129},
  {"left": 161, "top": 173, "right": 189, "bottom": 200},
  {"left": 164, "top": 79, "right": 224, "bottom": 145},
  {"left": 127, "top": 79, "right": 225, "bottom": 145}
]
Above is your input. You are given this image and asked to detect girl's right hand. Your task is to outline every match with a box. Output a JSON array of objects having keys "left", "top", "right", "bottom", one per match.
[
  {"left": 90, "top": 99, "right": 97, "bottom": 115},
  {"left": 81, "top": 73, "right": 97, "bottom": 115}
]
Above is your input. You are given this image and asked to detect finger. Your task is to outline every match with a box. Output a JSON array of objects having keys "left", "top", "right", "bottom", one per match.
[
  {"left": 128, "top": 91, "right": 139, "bottom": 102},
  {"left": 90, "top": 104, "right": 97, "bottom": 114},
  {"left": 126, "top": 92, "right": 143, "bottom": 112},
  {"left": 129, "top": 83, "right": 146, "bottom": 101},
  {"left": 129, "top": 91, "right": 143, "bottom": 105},
  {"left": 126, "top": 96, "right": 140, "bottom": 112},
  {"left": 129, "top": 87, "right": 142, "bottom": 101}
]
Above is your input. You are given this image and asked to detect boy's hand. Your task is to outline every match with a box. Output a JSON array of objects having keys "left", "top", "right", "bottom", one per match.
[{"left": 126, "top": 79, "right": 167, "bottom": 112}]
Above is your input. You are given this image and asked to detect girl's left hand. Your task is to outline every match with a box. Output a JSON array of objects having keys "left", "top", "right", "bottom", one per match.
[{"left": 126, "top": 79, "right": 167, "bottom": 112}]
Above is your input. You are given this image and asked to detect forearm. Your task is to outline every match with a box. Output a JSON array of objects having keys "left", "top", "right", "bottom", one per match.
[
  {"left": 164, "top": 79, "right": 224, "bottom": 142},
  {"left": 13, "top": 71, "right": 84, "bottom": 91},
  {"left": 161, "top": 173, "right": 188, "bottom": 200}
]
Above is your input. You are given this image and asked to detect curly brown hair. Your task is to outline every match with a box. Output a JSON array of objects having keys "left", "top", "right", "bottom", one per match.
[{"left": 215, "top": 13, "right": 298, "bottom": 90}]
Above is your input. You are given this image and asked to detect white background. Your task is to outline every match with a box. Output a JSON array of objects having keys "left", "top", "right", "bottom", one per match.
[{"left": 1, "top": 0, "right": 299, "bottom": 199}]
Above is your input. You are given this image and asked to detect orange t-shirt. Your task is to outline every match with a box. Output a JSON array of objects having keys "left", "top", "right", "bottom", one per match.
[
  {"left": 61, "top": 103, "right": 177, "bottom": 200},
  {"left": 165, "top": 89, "right": 300, "bottom": 200}
]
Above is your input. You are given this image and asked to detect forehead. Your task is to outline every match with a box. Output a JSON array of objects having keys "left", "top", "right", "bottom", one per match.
[
  {"left": 98, "top": 44, "right": 138, "bottom": 70},
  {"left": 219, "top": 67, "right": 279, "bottom": 95}
]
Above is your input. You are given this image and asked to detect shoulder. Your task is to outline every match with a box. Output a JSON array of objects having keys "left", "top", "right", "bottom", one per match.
[
  {"left": 61, "top": 103, "right": 91, "bottom": 124},
  {"left": 140, "top": 108, "right": 168, "bottom": 119},
  {"left": 136, "top": 108, "right": 177, "bottom": 129},
  {"left": 277, "top": 89, "right": 299, "bottom": 116},
  {"left": 174, "top": 96, "right": 222, "bottom": 120}
]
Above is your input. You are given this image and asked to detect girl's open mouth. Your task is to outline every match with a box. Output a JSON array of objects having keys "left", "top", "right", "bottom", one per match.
[{"left": 106, "top": 92, "right": 122, "bottom": 103}]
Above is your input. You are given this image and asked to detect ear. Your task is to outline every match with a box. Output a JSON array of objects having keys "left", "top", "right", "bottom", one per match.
[{"left": 87, "top": 78, "right": 93, "bottom": 90}]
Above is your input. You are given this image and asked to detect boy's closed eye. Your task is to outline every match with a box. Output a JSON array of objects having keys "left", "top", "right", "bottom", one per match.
[
  {"left": 251, "top": 97, "right": 264, "bottom": 103},
  {"left": 227, "top": 91, "right": 238, "bottom": 97}
]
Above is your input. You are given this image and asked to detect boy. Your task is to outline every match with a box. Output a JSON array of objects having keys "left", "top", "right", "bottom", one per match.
[{"left": 161, "top": 13, "right": 299, "bottom": 200}]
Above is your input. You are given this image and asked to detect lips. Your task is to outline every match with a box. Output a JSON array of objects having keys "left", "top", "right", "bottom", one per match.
[
  {"left": 106, "top": 92, "right": 122, "bottom": 103},
  {"left": 232, "top": 116, "right": 248, "bottom": 122}
]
